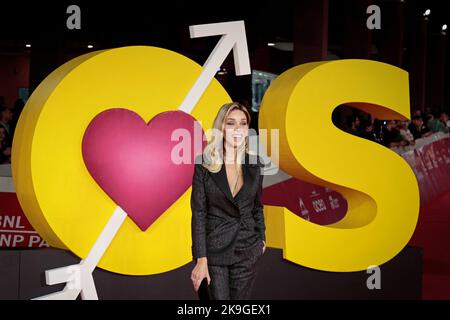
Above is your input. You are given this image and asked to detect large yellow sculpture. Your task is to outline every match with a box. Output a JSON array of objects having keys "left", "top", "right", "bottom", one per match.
[
  {"left": 12, "top": 46, "right": 419, "bottom": 275},
  {"left": 260, "top": 60, "right": 419, "bottom": 271}
]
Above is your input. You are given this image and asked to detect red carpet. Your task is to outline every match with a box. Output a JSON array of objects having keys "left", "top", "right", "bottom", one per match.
[{"left": 409, "top": 190, "right": 450, "bottom": 299}]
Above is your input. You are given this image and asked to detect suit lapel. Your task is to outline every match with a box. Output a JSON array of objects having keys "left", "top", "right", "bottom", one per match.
[{"left": 209, "top": 152, "right": 252, "bottom": 206}]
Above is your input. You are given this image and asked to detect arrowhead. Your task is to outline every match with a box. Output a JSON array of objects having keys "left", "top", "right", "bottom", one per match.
[{"left": 189, "top": 20, "right": 251, "bottom": 76}]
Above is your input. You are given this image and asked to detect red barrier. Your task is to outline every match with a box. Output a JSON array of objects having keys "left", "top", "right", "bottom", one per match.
[
  {"left": 0, "top": 192, "right": 48, "bottom": 248},
  {"left": 402, "top": 137, "right": 450, "bottom": 204}
]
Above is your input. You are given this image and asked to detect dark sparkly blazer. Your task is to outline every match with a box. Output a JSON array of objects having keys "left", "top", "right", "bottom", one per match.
[{"left": 190, "top": 151, "right": 266, "bottom": 266}]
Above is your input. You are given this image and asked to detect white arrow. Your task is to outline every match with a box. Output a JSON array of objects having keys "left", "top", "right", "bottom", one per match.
[
  {"left": 178, "top": 20, "right": 251, "bottom": 113},
  {"left": 33, "top": 20, "right": 252, "bottom": 300},
  {"left": 34, "top": 206, "right": 127, "bottom": 300}
]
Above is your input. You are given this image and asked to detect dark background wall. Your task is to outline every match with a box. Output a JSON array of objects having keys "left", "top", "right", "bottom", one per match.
[
  {"left": 0, "top": 53, "right": 29, "bottom": 107},
  {"left": 0, "top": 0, "right": 449, "bottom": 115}
]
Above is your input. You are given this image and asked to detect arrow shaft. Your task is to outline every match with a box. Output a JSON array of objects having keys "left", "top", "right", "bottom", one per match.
[
  {"left": 82, "top": 206, "right": 128, "bottom": 272},
  {"left": 178, "top": 34, "right": 235, "bottom": 114}
]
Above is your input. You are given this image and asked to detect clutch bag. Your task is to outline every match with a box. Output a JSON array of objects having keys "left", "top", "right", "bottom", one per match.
[{"left": 197, "top": 277, "right": 212, "bottom": 300}]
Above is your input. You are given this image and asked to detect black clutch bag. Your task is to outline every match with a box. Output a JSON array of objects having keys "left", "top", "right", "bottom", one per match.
[{"left": 197, "top": 277, "right": 212, "bottom": 300}]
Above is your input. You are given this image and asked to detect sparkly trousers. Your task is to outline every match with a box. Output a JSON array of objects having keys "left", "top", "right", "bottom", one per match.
[{"left": 207, "top": 240, "right": 264, "bottom": 300}]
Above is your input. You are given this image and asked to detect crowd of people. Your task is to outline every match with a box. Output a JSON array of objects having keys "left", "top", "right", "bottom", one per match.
[
  {"left": 0, "top": 97, "right": 25, "bottom": 164},
  {"left": 344, "top": 108, "right": 450, "bottom": 149}
]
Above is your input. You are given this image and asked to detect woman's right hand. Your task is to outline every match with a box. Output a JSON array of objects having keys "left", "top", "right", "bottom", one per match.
[{"left": 191, "top": 257, "right": 211, "bottom": 292}]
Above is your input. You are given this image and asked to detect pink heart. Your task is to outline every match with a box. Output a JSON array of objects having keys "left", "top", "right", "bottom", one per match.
[{"left": 82, "top": 108, "right": 205, "bottom": 231}]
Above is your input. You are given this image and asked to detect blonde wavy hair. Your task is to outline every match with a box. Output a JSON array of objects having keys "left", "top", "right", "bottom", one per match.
[{"left": 202, "top": 102, "right": 252, "bottom": 173}]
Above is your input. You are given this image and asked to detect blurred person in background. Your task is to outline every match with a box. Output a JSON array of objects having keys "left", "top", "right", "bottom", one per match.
[
  {"left": 408, "top": 116, "right": 432, "bottom": 140},
  {"left": 382, "top": 120, "right": 410, "bottom": 148},
  {"left": 423, "top": 107, "right": 433, "bottom": 120},
  {"left": 397, "top": 120, "right": 415, "bottom": 145},
  {"left": 413, "top": 109, "right": 423, "bottom": 121},
  {"left": 426, "top": 112, "right": 448, "bottom": 133},
  {"left": 346, "top": 115, "right": 361, "bottom": 137},
  {"left": 0, "top": 126, "right": 11, "bottom": 164},
  {"left": 439, "top": 112, "right": 450, "bottom": 130},
  {"left": 0, "top": 106, "right": 14, "bottom": 147},
  {"left": 359, "top": 120, "right": 378, "bottom": 142}
]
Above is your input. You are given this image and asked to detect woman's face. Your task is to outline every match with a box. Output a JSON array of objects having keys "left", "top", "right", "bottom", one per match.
[{"left": 223, "top": 109, "right": 249, "bottom": 148}]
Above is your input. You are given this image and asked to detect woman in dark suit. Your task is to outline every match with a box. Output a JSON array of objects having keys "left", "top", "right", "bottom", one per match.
[{"left": 190, "top": 102, "right": 266, "bottom": 300}]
